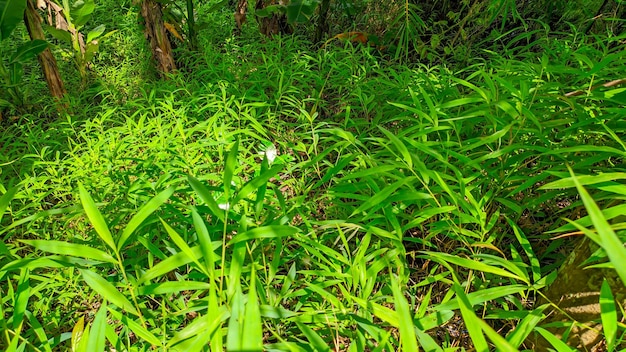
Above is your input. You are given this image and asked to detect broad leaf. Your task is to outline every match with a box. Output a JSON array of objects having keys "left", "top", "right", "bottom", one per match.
[
  {"left": 10, "top": 39, "right": 47, "bottom": 64},
  {"left": 0, "top": 0, "right": 27, "bottom": 40},
  {"left": 80, "top": 269, "right": 139, "bottom": 316}
]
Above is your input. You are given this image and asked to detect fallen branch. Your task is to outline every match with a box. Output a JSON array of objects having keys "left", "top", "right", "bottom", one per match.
[{"left": 564, "top": 78, "right": 626, "bottom": 97}]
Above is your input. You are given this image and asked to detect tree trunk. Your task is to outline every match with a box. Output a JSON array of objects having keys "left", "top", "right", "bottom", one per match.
[
  {"left": 314, "top": 0, "right": 331, "bottom": 45},
  {"left": 23, "top": 0, "right": 66, "bottom": 102},
  {"left": 139, "top": 0, "right": 176, "bottom": 77},
  {"left": 255, "top": 0, "right": 292, "bottom": 37},
  {"left": 234, "top": 0, "right": 247, "bottom": 36},
  {"left": 531, "top": 237, "right": 626, "bottom": 350}
]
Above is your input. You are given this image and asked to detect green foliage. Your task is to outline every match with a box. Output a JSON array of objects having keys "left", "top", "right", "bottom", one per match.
[
  {"left": 0, "top": 0, "right": 48, "bottom": 109},
  {"left": 45, "top": 0, "right": 115, "bottom": 85},
  {"left": 1, "top": 0, "right": 626, "bottom": 350}
]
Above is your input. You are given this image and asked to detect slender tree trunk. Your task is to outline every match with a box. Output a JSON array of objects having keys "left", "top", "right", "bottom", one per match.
[
  {"left": 186, "top": 0, "right": 197, "bottom": 50},
  {"left": 531, "top": 237, "right": 626, "bottom": 350},
  {"left": 314, "top": 0, "right": 331, "bottom": 45},
  {"left": 234, "top": 0, "right": 247, "bottom": 36},
  {"left": 23, "top": 0, "right": 66, "bottom": 102},
  {"left": 139, "top": 0, "right": 176, "bottom": 77}
]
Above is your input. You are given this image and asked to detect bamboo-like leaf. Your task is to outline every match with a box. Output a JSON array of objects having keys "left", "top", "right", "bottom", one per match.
[
  {"left": 229, "top": 225, "right": 299, "bottom": 245},
  {"left": 138, "top": 246, "right": 203, "bottom": 284},
  {"left": 233, "top": 163, "right": 284, "bottom": 203},
  {"left": 540, "top": 172, "right": 626, "bottom": 190},
  {"left": 295, "top": 321, "right": 331, "bottom": 352},
  {"left": 0, "top": 185, "right": 19, "bottom": 220},
  {"left": 188, "top": 175, "right": 225, "bottom": 222},
  {"left": 569, "top": 169, "right": 626, "bottom": 284},
  {"left": 452, "top": 283, "right": 488, "bottom": 351},
  {"left": 379, "top": 126, "right": 413, "bottom": 169},
  {"left": 506, "top": 305, "right": 548, "bottom": 347},
  {"left": 109, "top": 309, "right": 162, "bottom": 347},
  {"left": 313, "top": 154, "right": 357, "bottom": 189},
  {"left": 226, "top": 285, "right": 245, "bottom": 350},
  {"left": 600, "top": 280, "right": 617, "bottom": 351},
  {"left": 71, "top": 316, "right": 85, "bottom": 352},
  {"left": 78, "top": 184, "right": 116, "bottom": 254},
  {"left": 79, "top": 269, "right": 139, "bottom": 316},
  {"left": 160, "top": 218, "right": 208, "bottom": 276},
  {"left": 192, "top": 208, "right": 216, "bottom": 277},
  {"left": 432, "top": 284, "right": 527, "bottom": 311},
  {"left": 87, "top": 301, "right": 107, "bottom": 352},
  {"left": 507, "top": 218, "right": 541, "bottom": 283},
  {"left": 12, "top": 269, "right": 30, "bottom": 330},
  {"left": 223, "top": 139, "right": 239, "bottom": 201},
  {"left": 390, "top": 275, "right": 419, "bottom": 352},
  {"left": 20, "top": 240, "right": 117, "bottom": 264},
  {"left": 424, "top": 251, "right": 525, "bottom": 281},
  {"left": 118, "top": 187, "right": 174, "bottom": 250},
  {"left": 242, "top": 267, "right": 263, "bottom": 351},
  {"left": 535, "top": 327, "right": 576, "bottom": 352},
  {"left": 350, "top": 178, "right": 408, "bottom": 217}
]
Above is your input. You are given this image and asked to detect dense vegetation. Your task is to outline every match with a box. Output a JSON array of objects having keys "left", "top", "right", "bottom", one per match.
[{"left": 1, "top": 0, "right": 626, "bottom": 351}]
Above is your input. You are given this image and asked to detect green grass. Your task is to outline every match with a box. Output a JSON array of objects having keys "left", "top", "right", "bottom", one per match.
[{"left": 2, "top": 1, "right": 626, "bottom": 351}]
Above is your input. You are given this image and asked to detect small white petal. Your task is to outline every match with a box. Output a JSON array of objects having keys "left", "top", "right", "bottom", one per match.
[
  {"left": 218, "top": 203, "right": 230, "bottom": 210},
  {"left": 265, "top": 144, "right": 277, "bottom": 164}
]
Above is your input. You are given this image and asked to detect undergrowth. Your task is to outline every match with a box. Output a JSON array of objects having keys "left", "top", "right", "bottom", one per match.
[{"left": 1, "top": 2, "right": 626, "bottom": 351}]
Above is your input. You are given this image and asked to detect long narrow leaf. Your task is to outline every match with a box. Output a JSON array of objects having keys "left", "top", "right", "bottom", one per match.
[
  {"left": 87, "top": 301, "right": 107, "bottom": 352},
  {"left": 79, "top": 184, "right": 116, "bottom": 253},
  {"left": 20, "top": 240, "right": 117, "bottom": 264},
  {"left": 390, "top": 275, "right": 419, "bottom": 352},
  {"left": 569, "top": 169, "right": 626, "bottom": 284},
  {"left": 118, "top": 187, "right": 174, "bottom": 250},
  {"left": 79, "top": 269, "right": 138, "bottom": 316}
]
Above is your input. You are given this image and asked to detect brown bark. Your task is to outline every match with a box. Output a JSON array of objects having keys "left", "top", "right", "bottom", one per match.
[
  {"left": 23, "top": 0, "right": 66, "bottom": 102},
  {"left": 255, "top": 0, "right": 292, "bottom": 37},
  {"left": 139, "top": 0, "right": 176, "bottom": 77},
  {"left": 531, "top": 237, "right": 626, "bottom": 350},
  {"left": 234, "top": 0, "right": 247, "bottom": 36}
]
